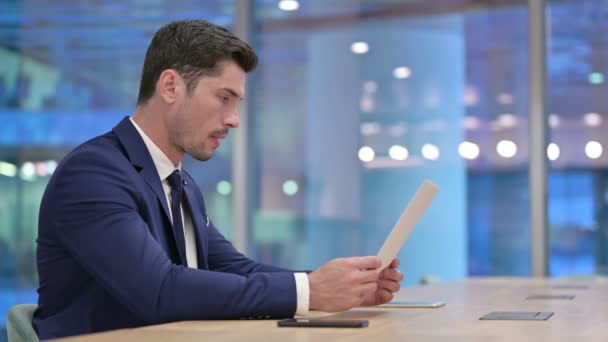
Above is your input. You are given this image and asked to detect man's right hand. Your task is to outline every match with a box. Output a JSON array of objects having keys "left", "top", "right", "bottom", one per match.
[{"left": 308, "top": 256, "right": 381, "bottom": 312}]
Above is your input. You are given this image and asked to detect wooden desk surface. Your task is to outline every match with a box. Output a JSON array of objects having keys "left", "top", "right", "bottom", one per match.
[{"left": 52, "top": 277, "right": 608, "bottom": 341}]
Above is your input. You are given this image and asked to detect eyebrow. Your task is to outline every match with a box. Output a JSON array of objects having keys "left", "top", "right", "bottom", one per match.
[{"left": 222, "top": 88, "right": 244, "bottom": 101}]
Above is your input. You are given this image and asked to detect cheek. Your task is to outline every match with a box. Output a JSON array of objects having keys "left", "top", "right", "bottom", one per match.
[
  {"left": 178, "top": 101, "right": 201, "bottom": 127},
  {"left": 172, "top": 105, "right": 197, "bottom": 140}
]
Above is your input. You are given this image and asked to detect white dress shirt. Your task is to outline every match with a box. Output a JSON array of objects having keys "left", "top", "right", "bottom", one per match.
[{"left": 129, "top": 117, "right": 309, "bottom": 315}]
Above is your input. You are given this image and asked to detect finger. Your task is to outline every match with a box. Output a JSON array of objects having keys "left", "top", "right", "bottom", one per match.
[
  {"left": 348, "top": 256, "right": 381, "bottom": 270},
  {"left": 379, "top": 267, "right": 393, "bottom": 279},
  {"left": 354, "top": 269, "right": 381, "bottom": 283},
  {"left": 377, "top": 289, "right": 393, "bottom": 304},
  {"left": 389, "top": 258, "right": 400, "bottom": 268},
  {"left": 380, "top": 268, "right": 404, "bottom": 282},
  {"left": 360, "top": 281, "right": 378, "bottom": 297},
  {"left": 377, "top": 279, "right": 401, "bottom": 293}
]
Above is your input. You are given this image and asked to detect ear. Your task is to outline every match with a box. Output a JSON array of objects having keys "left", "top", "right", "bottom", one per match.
[{"left": 157, "top": 70, "right": 184, "bottom": 104}]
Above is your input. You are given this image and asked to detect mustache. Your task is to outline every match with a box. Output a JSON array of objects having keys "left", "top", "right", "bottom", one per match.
[{"left": 212, "top": 129, "right": 229, "bottom": 137}]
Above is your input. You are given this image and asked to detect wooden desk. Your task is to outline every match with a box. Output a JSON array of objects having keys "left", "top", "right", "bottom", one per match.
[{"left": 52, "top": 277, "right": 608, "bottom": 341}]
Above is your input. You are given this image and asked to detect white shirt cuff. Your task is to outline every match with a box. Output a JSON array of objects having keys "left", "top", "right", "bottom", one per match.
[{"left": 293, "top": 272, "right": 309, "bottom": 316}]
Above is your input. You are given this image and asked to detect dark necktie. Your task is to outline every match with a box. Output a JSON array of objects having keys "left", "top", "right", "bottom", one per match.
[{"left": 166, "top": 170, "right": 188, "bottom": 266}]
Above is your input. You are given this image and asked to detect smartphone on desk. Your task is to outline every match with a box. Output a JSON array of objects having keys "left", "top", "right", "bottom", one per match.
[
  {"left": 277, "top": 318, "right": 369, "bottom": 328},
  {"left": 379, "top": 300, "right": 446, "bottom": 308}
]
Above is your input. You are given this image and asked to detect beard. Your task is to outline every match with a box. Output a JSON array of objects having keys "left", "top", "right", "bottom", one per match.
[
  {"left": 186, "top": 129, "right": 228, "bottom": 161},
  {"left": 172, "top": 106, "right": 228, "bottom": 162},
  {"left": 185, "top": 143, "right": 213, "bottom": 161}
]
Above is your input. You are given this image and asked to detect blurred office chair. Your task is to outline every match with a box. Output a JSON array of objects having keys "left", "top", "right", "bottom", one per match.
[{"left": 7, "top": 304, "right": 39, "bottom": 342}]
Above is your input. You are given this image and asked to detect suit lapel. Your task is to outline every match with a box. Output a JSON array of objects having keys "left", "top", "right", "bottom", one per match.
[
  {"left": 113, "top": 116, "right": 210, "bottom": 268},
  {"left": 112, "top": 117, "right": 172, "bottom": 221}
]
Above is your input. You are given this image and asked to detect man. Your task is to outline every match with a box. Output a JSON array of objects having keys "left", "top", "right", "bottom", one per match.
[{"left": 33, "top": 20, "right": 403, "bottom": 339}]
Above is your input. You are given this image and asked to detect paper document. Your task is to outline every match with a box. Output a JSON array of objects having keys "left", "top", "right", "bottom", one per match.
[{"left": 377, "top": 180, "right": 439, "bottom": 270}]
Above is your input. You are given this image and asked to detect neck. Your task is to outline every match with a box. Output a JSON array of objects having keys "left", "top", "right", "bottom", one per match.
[{"left": 132, "top": 104, "right": 183, "bottom": 167}]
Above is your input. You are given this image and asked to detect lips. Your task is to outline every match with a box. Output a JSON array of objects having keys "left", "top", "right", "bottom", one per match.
[
  {"left": 210, "top": 137, "right": 220, "bottom": 149},
  {"left": 210, "top": 133, "right": 226, "bottom": 149}
]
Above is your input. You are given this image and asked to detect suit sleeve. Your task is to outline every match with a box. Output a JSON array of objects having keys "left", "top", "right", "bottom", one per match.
[
  {"left": 181, "top": 170, "right": 298, "bottom": 275},
  {"left": 205, "top": 221, "right": 296, "bottom": 274},
  {"left": 46, "top": 147, "right": 297, "bottom": 324}
]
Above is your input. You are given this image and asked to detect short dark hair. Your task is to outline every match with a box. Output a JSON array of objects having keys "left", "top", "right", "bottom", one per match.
[{"left": 137, "top": 19, "right": 258, "bottom": 105}]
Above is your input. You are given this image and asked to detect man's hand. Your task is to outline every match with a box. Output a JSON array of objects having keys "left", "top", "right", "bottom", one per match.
[
  {"left": 361, "top": 258, "right": 403, "bottom": 306},
  {"left": 308, "top": 256, "right": 381, "bottom": 312}
]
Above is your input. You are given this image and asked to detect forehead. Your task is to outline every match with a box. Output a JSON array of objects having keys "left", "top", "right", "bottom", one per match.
[{"left": 198, "top": 60, "right": 246, "bottom": 98}]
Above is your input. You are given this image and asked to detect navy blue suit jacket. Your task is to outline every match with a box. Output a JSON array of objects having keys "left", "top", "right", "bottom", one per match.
[{"left": 33, "top": 117, "right": 297, "bottom": 339}]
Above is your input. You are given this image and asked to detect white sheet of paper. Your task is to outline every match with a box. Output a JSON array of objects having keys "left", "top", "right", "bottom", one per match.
[{"left": 377, "top": 180, "right": 439, "bottom": 270}]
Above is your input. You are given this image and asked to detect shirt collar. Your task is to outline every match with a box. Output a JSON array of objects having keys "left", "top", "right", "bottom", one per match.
[{"left": 129, "top": 116, "right": 180, "bottom": 181}]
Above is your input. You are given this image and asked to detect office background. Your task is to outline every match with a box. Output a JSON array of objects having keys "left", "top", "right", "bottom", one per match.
[{"left": 1, "top": 0, "right": 607, "bottom": 338}]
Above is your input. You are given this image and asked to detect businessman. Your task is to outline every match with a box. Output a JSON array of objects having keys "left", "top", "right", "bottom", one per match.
[{"left": 33, "top": 20, "right": 403, "bottom": 339}]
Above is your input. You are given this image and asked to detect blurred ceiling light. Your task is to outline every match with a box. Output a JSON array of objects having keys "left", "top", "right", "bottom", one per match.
[
  {"left": 35, "top": 162, "right": 48, "bottom": 177},
  {"left": 46, "top": 160, "right": 58, "bottom": 174},
  {"left": 20, "top": 162, "right": 36, "bottom": 181},
  {"left": 585, "top": 141, "right": 603, "bottom": 159},
  {"left": 358, "top": 146, "right": 375, "bottom": 162},
  {"left": 463, "top": 85, "right": 479, "bottom": 106},
  {"left": 421, "top": 144, "right": 440, "bottom": 161},
  {"left": 363, "top": 80, "right": 378, "bottom": 93},
  {"left": 217, "top": 180, "right": 232, "bottom": 196},
  {"left": 360, "top": 122, "right": 381, "bottom": 136},
  {"left": 278, "top": 0, "right": 299, "bottom": 11},
  {"left": 0, "top": 161, "right": 17, "bottom": 177},
  {"left": 547, "top": 143, "right": 560, "bottom": 161},
  {"left": 351, "top": 42, "right": 369, "bottom": 54},
  {"left": 497, "top": 92, "right": 514, "bottom": 105},
  {"left": 393, "top": 66, "right": 412, "bottom": 79},
  {"left": 496, "top": 140, "right": 517, "bottom": 158},
  {"left": 359, "top": 95, "right": 375, "bottom": 112},
  {"left": 498, "top": 113, "right": 518, "bottom": 128},
  {"left": 583, "top": 112, "right": 602, "bottom": 127},
  {"left": 458, "top": 141, "right": 480, "bottom": 160},
  {"left": 388, "top": 145, "right": 409, "bottom": 161},
  {"left": 282, "top": 180, "right": 299, "bottom": 196},
  {"left": 463, "top": 116, "right": 481, "bottom": 130},
  {"left": 549, "top": 114, "right": 561, "bottom": 128},
  {"left": 588, "top": 72, "right": 605, "bottom": 85}
]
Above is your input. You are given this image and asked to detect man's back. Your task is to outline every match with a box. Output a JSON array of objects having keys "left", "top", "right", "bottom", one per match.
[{"left": 34, "top": 128, "right": 161, "bottom": 337}]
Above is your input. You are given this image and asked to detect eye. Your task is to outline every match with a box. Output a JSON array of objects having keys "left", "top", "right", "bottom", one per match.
[{"left": 221, "top": 96, "right": 230, "bottom": 104}]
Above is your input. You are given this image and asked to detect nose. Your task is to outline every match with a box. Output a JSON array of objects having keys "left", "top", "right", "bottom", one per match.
[{"left": 224, "top": 109, "right": 240, "bottom": 128}]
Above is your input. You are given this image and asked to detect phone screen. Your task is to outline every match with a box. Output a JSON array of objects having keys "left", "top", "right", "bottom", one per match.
[{"left": 277, "top": 318, "right": 369, "bottom": 328}]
